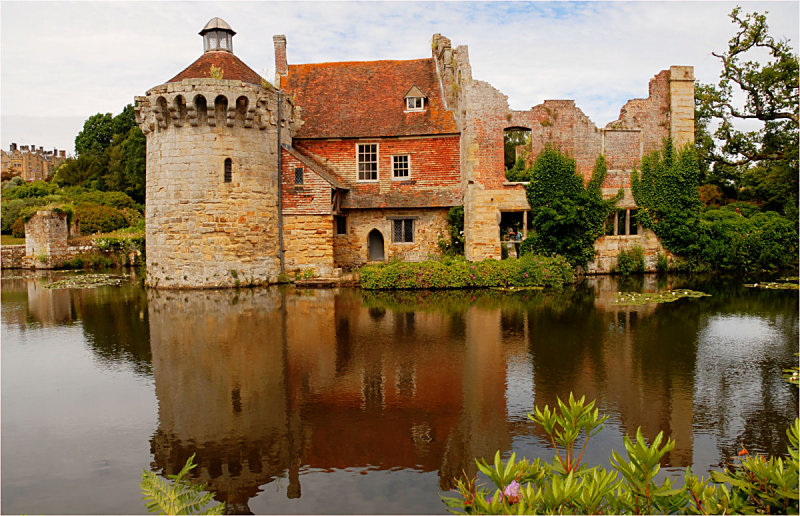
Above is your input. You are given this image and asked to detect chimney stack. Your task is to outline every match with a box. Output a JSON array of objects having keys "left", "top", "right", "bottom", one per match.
[
  {"left": 60, "top": 150, "right": 66, "bottom": 157},
  {"left": 10, "top": 143, "right": 17, "bottom": 151},
  {"left": 273, "top": 34, "right": 287, "bottom": 85}
]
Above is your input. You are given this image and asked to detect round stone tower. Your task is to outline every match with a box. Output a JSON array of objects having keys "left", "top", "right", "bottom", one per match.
[{"left": 135, "top": 18, "right": 293, "bottom": 288}]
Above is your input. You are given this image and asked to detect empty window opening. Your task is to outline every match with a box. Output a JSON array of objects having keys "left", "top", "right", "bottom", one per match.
[
  {"left": 392, "top": 219, "right": 414, "bottom": 243},
  {"left": 294, "top": 166, "right": 304, "bottom": 184},
  {"left": 392, "top": 155, "right": 410, "bottom": 180},
  {"left": 335, "top": 215, "right": 347, "bottom": 235},
  {"left": 357, "top": 143, "right": 378, "bottom": 181},
  {"left": 504, "top": 127, "right": 532, "bottom": 172},
  {"left": 224, "top": 158, "right": 232, "bottom": 183},
  {"left": 368, "top": 229, "right": 385, "bottom": 261},
  {"left": 605, "top": 209, "right": 640, "bottom": 236}
]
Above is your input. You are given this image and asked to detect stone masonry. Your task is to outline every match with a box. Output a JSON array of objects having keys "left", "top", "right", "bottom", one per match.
[{"left": 135, "top": 78, "right": 294, "bottom": 288}]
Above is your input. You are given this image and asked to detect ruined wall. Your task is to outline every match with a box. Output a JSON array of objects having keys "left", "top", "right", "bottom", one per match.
[
  {"left": 135, "top": 78, "right": 293, "bottom": 288},
  {"left": 283, "top": 214, "right": 335, "bottom": 276},
  {"left": 587, "top": 230, "right": 669, "bottom": 274},
  {"left": 333, "top": 208, "right": 448, "bottom": 269},
  {"left": 431, "top": 34, "right": 694, "bottom": 261},
  {"left": 1, "top": 245, "right": 25, "bottom": 268}
]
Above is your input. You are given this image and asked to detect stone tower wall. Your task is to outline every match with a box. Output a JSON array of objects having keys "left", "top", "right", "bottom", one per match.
[{"left": 135, "top": 78, "right": 292, "bottom": 288}]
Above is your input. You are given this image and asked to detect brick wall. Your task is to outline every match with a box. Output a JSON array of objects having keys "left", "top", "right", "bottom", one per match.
[
  {"left": 295, "top": 135, "right": 461, "bottom": 208},
  {"left": 587, "top": 230, "right": 670, "bottom": 274},
  {"left": 333, "top": 208, "right": 448, "bottom": 268},
  {"left": 281, "top": 149, "right": 333, "bottom": 215}
]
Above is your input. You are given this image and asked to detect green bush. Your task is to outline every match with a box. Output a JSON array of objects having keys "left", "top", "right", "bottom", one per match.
[
  {"left": 526, "top": 150, "right": 619, "bottom": 267},
  {"left": 656, "top": 252, "right": 669, "bottom": 273},
  {"left": 442, "top": 393, "right": 799, "bottom": 515},
  {"left": 360, "top": 254, "right": 574, "bottom": 290},
  {"left": 439, "top": 206, "right": 465, "bottom": 256},
  {"left": 2, "top": 180, "right": 60, "bottom": 200},
  {"left": 75, "top": 203, "right": 130, "bottom": 234},
  {"left": 615, "top": 246, "right": 645, "bottom": 275},
  {"left": 10, "top": 217, "right": 25, "bottom": 238}
]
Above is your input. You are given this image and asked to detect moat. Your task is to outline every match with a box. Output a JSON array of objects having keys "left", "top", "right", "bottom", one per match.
[{"left": 1, "top": 271, "right": 797, "bottom": 514}]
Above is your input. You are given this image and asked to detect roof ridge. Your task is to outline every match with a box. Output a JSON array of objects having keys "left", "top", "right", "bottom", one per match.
[{"left": 288, "top": 57, "right": 432, "bottom": 68}]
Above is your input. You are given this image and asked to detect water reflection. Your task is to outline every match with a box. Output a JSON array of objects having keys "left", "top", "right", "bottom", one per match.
[{"left": 2, "top": 270, "right": 796, "bottom": 515}]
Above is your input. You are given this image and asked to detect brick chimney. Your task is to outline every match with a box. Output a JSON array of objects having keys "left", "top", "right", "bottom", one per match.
[
  {"left": 273, "top": 34, "right": 287, "bottom": 85},
  {"left": 10, "top": 143, "right": 17, "bottom": 151}
]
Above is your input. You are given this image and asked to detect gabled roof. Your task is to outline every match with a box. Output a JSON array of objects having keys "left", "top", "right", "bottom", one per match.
[
  {"left": 404, "top": 85, "right": 426, "bottom": 98},
  {"left": 280, "top": 58, "right": 458, "bottom": 139},
  {"left": 169, "top": 51, "right": 264, "bottom": 85}
]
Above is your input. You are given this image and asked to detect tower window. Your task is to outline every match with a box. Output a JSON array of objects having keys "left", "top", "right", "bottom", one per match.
[
  {"left": 294, "top": 167, "right": 304, "bottom": 185},
  {"left": 224, "top": 158, "right": 232, "bottom": 183}
]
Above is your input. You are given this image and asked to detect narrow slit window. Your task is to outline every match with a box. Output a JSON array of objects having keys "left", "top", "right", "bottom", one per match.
[
  {"left": 294, "top": 167, "right": 304, "bottom": 185},
  {"left": 335, "top": 215, "right": 347, "bottom": 235},
  {"left": 224, "top": 158, "right": 232, "bottom": 183}
]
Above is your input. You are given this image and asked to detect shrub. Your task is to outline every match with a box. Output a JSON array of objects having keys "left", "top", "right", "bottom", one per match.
[
  {"left": 439, "top": 206, "right": 465, "bottom": 256},
  {"left": 360, "top": 254, "right": 573, "bottom": 290},
  {"left": 526, "top": 150, "right": 619, "bottom": 267},
  {"left": 10, "top": 217, "right": 25, "bottom": 238},
  {"left": 75, "top": 203, "right": 129, "bottom": 234},
  {"left": 442, "top": 393, "right": 799, "bottom": 515},
  {"left": 656, "top": 252, "right": 668, "bottom": 273},
  {"left": 615, "top": 246, "right": 645, "bottom": 275},
  {"left": 3, "top": 180, "right": 60, "bottom": 200}
]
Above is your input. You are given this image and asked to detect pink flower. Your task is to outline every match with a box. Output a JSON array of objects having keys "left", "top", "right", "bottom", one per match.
[
  {"left": 471, "top": 265, "right": 475, "bottom": 269},
  {"left": 470, "top": 274, "right": 475, "bottom": 279},
  {"left": 544, "top": 268, "right": 548, "bottom": 273},
  {"left": 523, "top": 273, "right": 529, "bottom": 278},
  {"left": 504, "top": 480, "right": 521, "bottom": 504}
]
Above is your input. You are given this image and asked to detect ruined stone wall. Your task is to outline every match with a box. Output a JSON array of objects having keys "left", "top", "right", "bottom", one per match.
[
  {"left": 283, "top": 214, "right": 335, "bottom": 276},
  {"left": 135, "top": 78, "right": 293, "bottom": 288},
  {"left": 431, "top": 34, "right": 694, "bottom": 262},
  {"left": 1, "top": 245, "right": 25, "bottom": 268},
  {"left": 24, "top": 210, "right": 69, "bottom": 265},
  {"left": 333, "top": 208, "right": 448, "bottom": 268},
  {"left": 587, "top": 230, "right": 670, "bottom": 274}
]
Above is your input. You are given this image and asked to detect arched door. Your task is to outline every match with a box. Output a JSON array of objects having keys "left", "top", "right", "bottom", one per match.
[{"left": 368, "top": 229, "right": 384, "bottom": 261}]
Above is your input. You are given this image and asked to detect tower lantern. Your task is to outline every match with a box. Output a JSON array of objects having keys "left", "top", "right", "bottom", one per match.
[{"left": 200, "top": 17, "right": 235, "bottom": 53}]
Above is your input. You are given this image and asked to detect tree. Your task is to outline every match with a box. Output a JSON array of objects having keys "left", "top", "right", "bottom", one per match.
[
  {"left": 75, "top": 113, "right": 115, "bottom": 157},
  {"left": 525, "top": 148, "right": 617, "bottom": 267},
  {"left": 695, "top": 8, "right": 798, "bottom": 215}
]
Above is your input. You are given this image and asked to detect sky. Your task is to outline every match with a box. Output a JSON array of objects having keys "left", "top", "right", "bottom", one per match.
[{"left": 1, "top": 1, "right": 798, "bottom": 155}]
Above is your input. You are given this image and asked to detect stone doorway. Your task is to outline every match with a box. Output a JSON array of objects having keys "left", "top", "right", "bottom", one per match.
[{"left": 367, "top": 229, "right": 384, "bottom": 261}]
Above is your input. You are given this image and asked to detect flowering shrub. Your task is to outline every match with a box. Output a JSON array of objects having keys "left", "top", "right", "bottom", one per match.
[
  {"left": 442, "top": 393, "right": 799, "bottom": 515},
  {"left": 360, "top": 255, "right": 573, "bottom": 290}
]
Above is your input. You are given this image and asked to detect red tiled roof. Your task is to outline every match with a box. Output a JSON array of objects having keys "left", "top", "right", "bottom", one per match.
[
  {"left": 169, "top": 51, "right": 264, "bottom": 85},
  {"left": 281, "top": 59, "right": 458, "bottom": 139}
]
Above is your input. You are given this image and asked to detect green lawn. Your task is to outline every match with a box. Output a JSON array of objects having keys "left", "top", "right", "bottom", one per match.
[{"left": 1, "top": 235, "right": 25, "bottom": 246}]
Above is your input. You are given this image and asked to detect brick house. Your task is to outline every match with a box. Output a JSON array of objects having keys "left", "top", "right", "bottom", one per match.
[{"left": 135, "top": 18, "right": 693, "bottom": 288}]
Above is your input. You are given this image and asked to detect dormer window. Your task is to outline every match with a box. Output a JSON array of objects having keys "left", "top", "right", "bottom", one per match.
[
  {"left": 404, "top": 86, "right": 426, "bottom": 112},
  {"left": 406, "top": 97, "right": 423, "bottom": 110}
]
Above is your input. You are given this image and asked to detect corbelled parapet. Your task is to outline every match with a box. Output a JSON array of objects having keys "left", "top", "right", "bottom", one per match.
[{"left": 135, "top": 75, "right": 295, "bottom": 289}]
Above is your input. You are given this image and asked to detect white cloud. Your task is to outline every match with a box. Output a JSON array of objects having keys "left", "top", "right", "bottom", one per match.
[{"left": 1, "top": 1, "right": 797, "bottom": 154}]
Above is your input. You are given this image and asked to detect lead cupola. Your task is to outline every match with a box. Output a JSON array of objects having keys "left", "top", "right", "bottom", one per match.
[{"left": 200, "top": 17, "right": 235, "bottom": 53}]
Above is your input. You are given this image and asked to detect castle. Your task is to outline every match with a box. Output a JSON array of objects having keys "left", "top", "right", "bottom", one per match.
[
  {"left": 1, "top": 143, "right": 68, "bottom": 182},
  {"left": 134, "top": 18, "right": 694, "bottom": 289}
]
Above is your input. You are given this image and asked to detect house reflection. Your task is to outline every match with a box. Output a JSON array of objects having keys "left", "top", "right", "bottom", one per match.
[{"left": 147, "top": 288, "right": 511, "bottom": 513}]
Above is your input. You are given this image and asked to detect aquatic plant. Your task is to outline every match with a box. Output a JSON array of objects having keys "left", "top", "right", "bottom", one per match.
[
  {"left": 141, "top": 453, "right": 224, "bottom": 515},
  {"left": 442, "top": 393, "right": 799, "bottom": 515}
]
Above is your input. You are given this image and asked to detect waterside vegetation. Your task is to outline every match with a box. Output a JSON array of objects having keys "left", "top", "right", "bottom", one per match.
[{"left": 442, "top": 393, "right": 799, "bottom": 515}]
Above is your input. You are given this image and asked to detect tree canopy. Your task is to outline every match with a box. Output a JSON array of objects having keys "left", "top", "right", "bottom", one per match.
[{"left": 695, "top": 7, "right": 798, "bottom": 215}]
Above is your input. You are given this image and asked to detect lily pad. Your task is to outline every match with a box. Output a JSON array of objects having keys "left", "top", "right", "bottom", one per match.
[
  {"left": 613, "top": 289, "right": 711, "bottom": 306},
  {"left": 744, "top": 281, "right": 798, "bottom": 290},
  {"left": 43, "top": 273, "right": 129, "bottom": 289}
]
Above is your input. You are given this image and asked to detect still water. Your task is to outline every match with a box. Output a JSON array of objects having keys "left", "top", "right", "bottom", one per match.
[{"left": 1, "top": 271, "right": 797, "bottom": 514}]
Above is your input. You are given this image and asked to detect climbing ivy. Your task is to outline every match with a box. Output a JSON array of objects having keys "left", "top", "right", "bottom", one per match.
[
  {"left": 631, "top": 139, "right": 702, "bottom": 254},
  {"left": 525, "top": 149, "right": 619, "bottom": 267}
]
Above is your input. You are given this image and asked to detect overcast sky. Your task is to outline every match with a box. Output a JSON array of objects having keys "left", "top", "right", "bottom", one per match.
[{"left": 1, "top": 1, "right": 797, "bottom": 155}]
